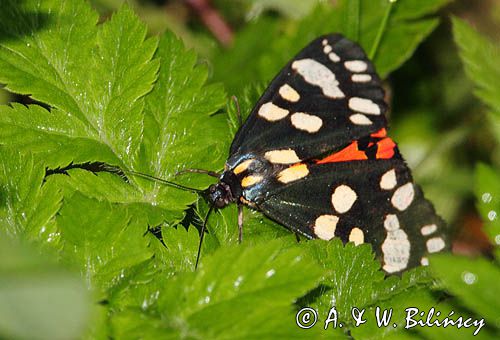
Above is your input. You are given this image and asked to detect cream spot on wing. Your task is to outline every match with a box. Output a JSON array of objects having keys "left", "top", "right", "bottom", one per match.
[
  {"left": 426, "top": 237, "right": 445, "bottom": 253},
  {"left": 328, "top": 52, "right": 340, "bottom": 62},
  {"left": 322, "top": 39, "right": 328, "bottom": 46},
  {"left": 380, "top": 169, "right": 397, "bottom": 190},
  {"left": 291, "top": 59, "right": 345, "bottom": 98},
  {"left": 420, "top": 224, "right": 437, "bottom": 236},
  {"left": 233, "top": 159, "right": 254, "bottom": 175},
  {"left": 391, "top": 183, "right": 415, "bottom": 211},
  {"left": 241, "top": 175, "right": 263, "bottom": 188},
  {"left": 382, "top": 213, "right": 410, "bottom": 273},
  {"left": 264, "top": 149, "right": 301, "bottom": 164},
  {"left": 258, "top": 102, "right": 289, "bottom": 121},
  {"left": 291, "top": 112, "right": 323, "bottom": 133},
  {"left": 349, "top": 227, "right": 364, "bottom": 246},
  {"left": 314, "top": 215, "right": 338, "bottom": 240},
  {"left": 384, "top": 214, "right": 400, "bottom": 231},
  {"left": 352, "top": 74, "right": 372, "bottom": 82},
  {"left": 348, "top": 97, "right": 381, "bottom": 115},
  {"left": 344, "top": 60, "right": 368, "bottom": 72},
  {"left": 331, "top": 185, "right": 357, "bottom": 213},
  {"left": 323, "top": 45, "right": 332, "bottom": 54},
  {"left": 278, "top": 84, "right": 300, "bottom": 102},
  {"left": 421, "top": 257, "right": 429, "bottom": 266},
  {"left": 277, "top": 164, "right": 309, "bottom": 183},
  {"left": 349, "top": 113, "right": 372, "bottom": 125},
  {"left": 382, "top": 228, "right": 410, "bottom": 273}
]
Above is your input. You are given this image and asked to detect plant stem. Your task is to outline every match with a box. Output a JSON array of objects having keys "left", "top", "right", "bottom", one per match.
[
  {"left": 345, "top": 0, "right": 360, "bottom": 42},
  {"left": 369, "top": 0, "right": 396, "bottom": 59}
]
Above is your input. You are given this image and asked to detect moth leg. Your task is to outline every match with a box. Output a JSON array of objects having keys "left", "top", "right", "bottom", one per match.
[
  {"left": 238, "top": 204, "right": 244, "bottom": 243},
  {"left": 175, "top": 168, "right": 220, "bottom": 178},
  {"left": 231, "top": 95, "right": 243, "bottom": 128},
  {"left": 295, "top": 232, "right": 301, "bottom": 243}
]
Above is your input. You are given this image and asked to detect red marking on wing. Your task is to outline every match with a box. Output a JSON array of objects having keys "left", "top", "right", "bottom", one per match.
[
  {"left": 376, "top": 138, "right": 396, "bottom": 159},
  {"left": 316, "top": 141, "right": 367, "bottom": 164},
  {"left": 370, "top": 128, "right": 387, "bottom": 138}
]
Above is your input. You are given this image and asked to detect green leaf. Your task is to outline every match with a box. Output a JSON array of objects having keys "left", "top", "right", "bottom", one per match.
[
  {"left": 345, "top": 0, "right": 452, "bottom": 77},
  {"left": 0, "top": 1, "right": 228, "bottom": 222},
  {"left": 0, "top": 148, "right": 62, "bottom": 242},
  {"left": 156, "top": 223, "right": 218, "bottom": 272},
  {"left": 57, "top": 193, "right": 153, "bottom": 294},
  {"left": 0, "top": 2, "right": 158, "bottom": 167},
  {"left": 344, "top": 0, "right": 360, "bottom": 42},
  {"left": 304, "top": 240, "right": 440, "bottom": 337},
  {"left": 45, "top": 169, "right": 184, "bottom": 225},
  {"left": 430, "top": 254, "right": 500, "bottom": 329},
  {"left": 371, "top": 266, "right": 435, "bottom": 302},
  {"left": 474, "top": 163, "right": 500, "bottom": 244},
  {"left": 453, "top": 17, "right": 500, "bottom": 146},
  {"left": 95, "top": 30, "right": 228, "bottom": 216},
  {"left": 306, "top": 239, "right": 384, "bottom": 321},
  {"left": 350, "top": 267, "right": 448, "bottom": 338},
  {"left": 0, "top": 235, "right": 91, "bottom": 340},
  {"left": 350, "top": 286, "right": 433, "bottom": 339},
  {"left": 366, "top": 0, "right": 450, "bottom": 75},
  {"left": 0, "top": 104, "right": 118, "bottom": 166},
  {"left": 212, "top": 0, "right": 450, "bottom": 94},
  {"left": 416, "top": 301, "right": 497, "bottom": 339},
  {"left": 453, "top": 17, "right": 500, "bottom": 116},
  {"left": 93, "top": 5, "right": 159, "bottom": 166},
  {"left": 146, "top": 240, "right": 328, "bottom": 338},
  {"left": 139, "top": 32, "right": 227, "bottom": 187},
  {"left": 0, "top": 0, "right": 99, "bottom": 121},
  {"left": 206, "top": 202, "right": 291, "bottom": 246},
  {"left": 350, "top": 285, "right": 487, "bottom": 339}
]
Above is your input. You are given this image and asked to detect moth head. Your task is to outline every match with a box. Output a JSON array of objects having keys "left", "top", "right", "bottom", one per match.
[{"left": 206, "top": 182, "right": 234, "bottom": 209}]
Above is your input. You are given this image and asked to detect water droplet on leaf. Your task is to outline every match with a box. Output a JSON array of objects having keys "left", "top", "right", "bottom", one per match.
[
  {"left": 265, "top": 269, "right": 275, "bottom": 278},
  {"left": 481, "top": 192, "right": 492, "bottom": 203},
  {"left": 462, "top": 271, "right": 477, "bottom": 285}
]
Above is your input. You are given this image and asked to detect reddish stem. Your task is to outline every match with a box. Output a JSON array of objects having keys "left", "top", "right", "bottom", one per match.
[{"left": 185, "top": 0, "right": 234, "bottom": 46}]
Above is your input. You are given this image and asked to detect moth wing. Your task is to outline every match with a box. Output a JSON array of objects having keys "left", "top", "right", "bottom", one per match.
[
  {"left": 256, "top": 159, "right": 449, "bottom": 273},
  {"left": 229, "top": 34, "right": 387, "bottom": 164}
]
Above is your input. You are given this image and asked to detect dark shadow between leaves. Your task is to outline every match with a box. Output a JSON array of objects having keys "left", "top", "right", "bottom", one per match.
[
  {"left": 45, "top": 161, "right": 112, "bottom": 179},
  {"left": 294, "top": 284, "right": 333, "bottom": 310},
  {"left": 0, "top": 0, "right": 51, "bottom": 43}
]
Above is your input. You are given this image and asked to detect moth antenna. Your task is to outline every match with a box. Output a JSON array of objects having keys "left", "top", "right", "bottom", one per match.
[
  {"left": 175, "top": 168, "right": 220, "bottom": 178},
  {"left": 195, "top": 205, "right": 214, "bottom": 269},
  {"left": 127, "top": 170, "right": 204, "bottom": 194},
  {"left": 102, "top": 164, "right": 203, "bottom": 194}
]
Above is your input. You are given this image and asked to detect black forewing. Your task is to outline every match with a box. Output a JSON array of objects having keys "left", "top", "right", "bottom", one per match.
[{"left": 229, "top": 34, "right": 387, "bottom": 164}]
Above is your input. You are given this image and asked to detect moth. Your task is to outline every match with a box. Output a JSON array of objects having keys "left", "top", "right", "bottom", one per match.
[{"left": 202, "top": 34, "right": 449, "bottom": 274}]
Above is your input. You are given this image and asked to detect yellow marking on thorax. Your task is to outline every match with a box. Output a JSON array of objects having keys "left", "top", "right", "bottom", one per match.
[
  {"left": 241, "top": 175, "right": 263, "bottom": 187},
  {"left": 233, "top": 159, "right": 254, "bottom": 175}
]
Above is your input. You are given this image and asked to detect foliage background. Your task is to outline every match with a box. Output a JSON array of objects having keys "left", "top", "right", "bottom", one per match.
[{"left": 0, "top": 0, "right": 499, "bottom": 339}]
